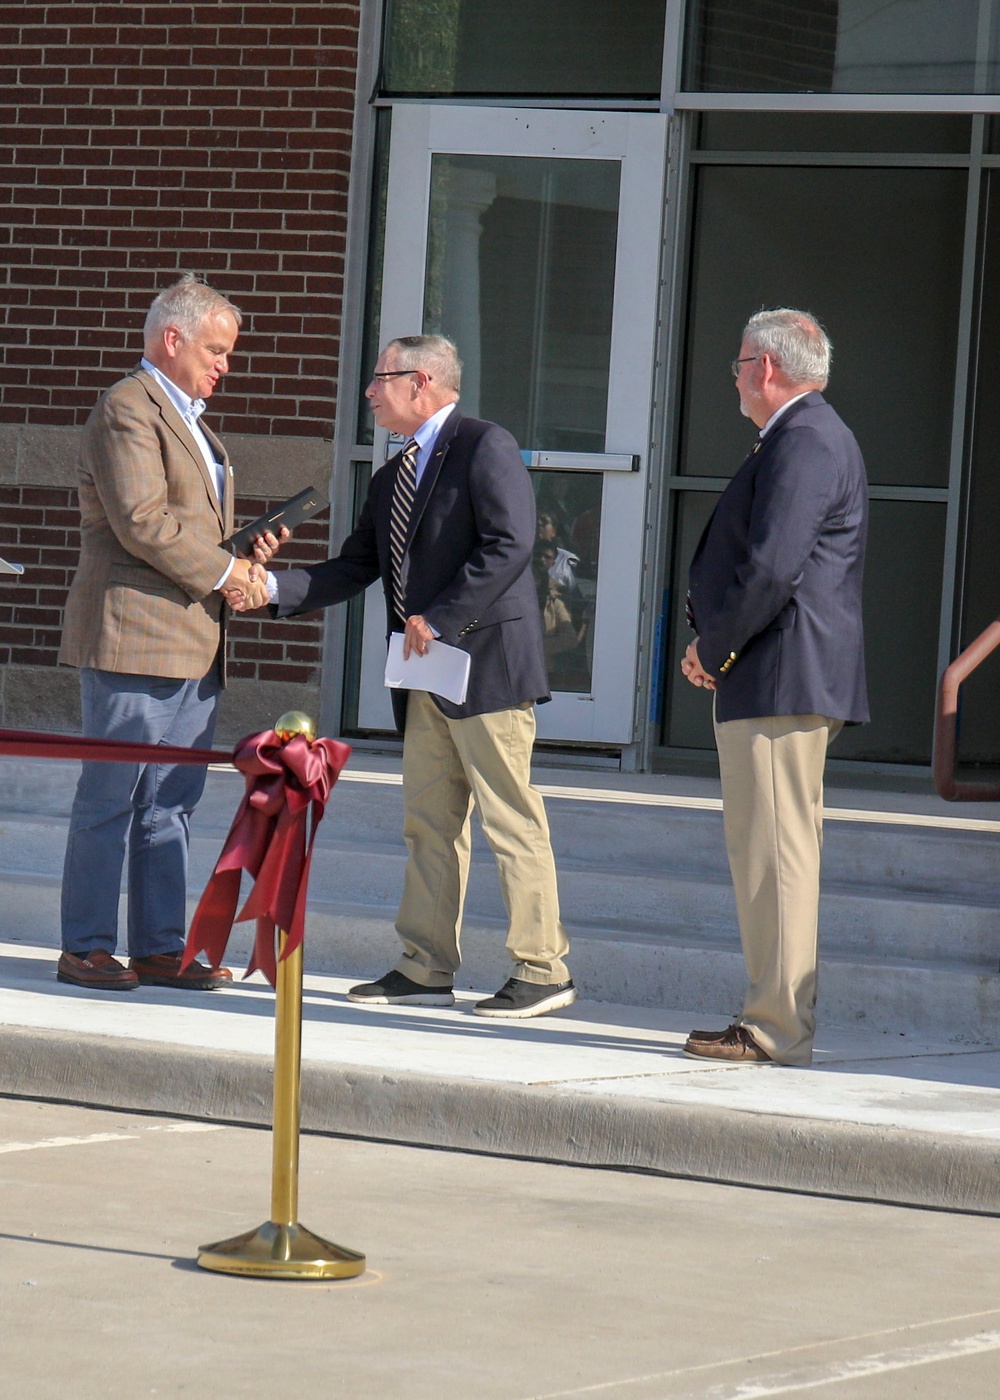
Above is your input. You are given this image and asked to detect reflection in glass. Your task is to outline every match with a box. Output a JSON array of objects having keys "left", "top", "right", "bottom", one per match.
[
  {"left": 680, "top": 164, "right": 964, "bottom": 487},
  {"left": 382, "top": 0, "right": 664, "bottom": 98},
  {"left": 530, "top": 470, "right": 602, "bottom": 695},
  {"left": 423, "top": 155, "right": 620, "bottom": 453},
  {"left": 687, "top": 0, "right": 1000, "bottom": 96}
]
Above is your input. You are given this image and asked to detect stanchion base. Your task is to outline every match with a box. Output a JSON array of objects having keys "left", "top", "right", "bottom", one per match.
[{"left": 197, "top": 1221, "right": 366, "bottom": 1279}]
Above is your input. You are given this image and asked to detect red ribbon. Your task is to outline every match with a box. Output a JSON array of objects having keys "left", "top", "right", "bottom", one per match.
[{"left": 182, "top": 729, "right": 350, "bottom": 986}]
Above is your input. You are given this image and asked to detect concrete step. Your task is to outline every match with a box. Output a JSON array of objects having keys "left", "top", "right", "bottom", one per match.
[{"left": 3, "top": 757, "right": 1000, "bottom": 1044}]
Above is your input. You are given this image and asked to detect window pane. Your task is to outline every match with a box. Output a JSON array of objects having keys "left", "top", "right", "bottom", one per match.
[
  {"left": 686, "top": 0, "right": 1000, "bottom": 96},
  {"left": 679, "top": 165, "right": 965, "bottom": 488},
  {"left": 423, "top": 155, "right": 620, "bottom": 452},
  {"left": 383, "top": 0, "right": 665, "bottom": 98},
  {"left": 531, "top": 470, "right": 602, "bottom": 695},
  {"left": 696, "top": 111, "right": 972, "bottom": 155}
]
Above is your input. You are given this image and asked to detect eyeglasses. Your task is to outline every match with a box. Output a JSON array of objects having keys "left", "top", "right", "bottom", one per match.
[
  {"left": 371, "top": 369, "right": 420, "bottom": 382},
  {"left": 730, "top": 356, "right": 760, "bottom": 377}
]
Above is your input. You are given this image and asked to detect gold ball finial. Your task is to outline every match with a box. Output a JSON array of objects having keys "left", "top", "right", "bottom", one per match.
[{"left": 274, "top": 710, "right": 316, "bottom": 744}]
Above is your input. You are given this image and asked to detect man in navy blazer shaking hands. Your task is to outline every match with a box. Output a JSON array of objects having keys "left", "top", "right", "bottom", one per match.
[
  {"left": 243, "top": 334, "right": 575, "bottom": 1018},
  {"left": 682, "top": 309, "right": 868, "bottom": 1066}
]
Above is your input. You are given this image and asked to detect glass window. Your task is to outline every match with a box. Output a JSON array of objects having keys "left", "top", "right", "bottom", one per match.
[
  {"left": 696, "top": 112, "right": 973, "bottom": 155},
  {"left": 423, "top": 154, "right": 621, "bottom": 452},
  {"left": 531, "top": 470, "right": 602, "bottom": 695},
  {"left": 678, "top": 164, "right": 965, "bottom": 488},
  {"left": 686, "top": 0, "right": 1000, "bottom": 96},
  {"left": 382, "top": 0, "right": 665, "bottom": 98}
]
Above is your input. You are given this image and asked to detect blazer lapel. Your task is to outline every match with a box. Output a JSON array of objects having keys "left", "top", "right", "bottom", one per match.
[{"left": 133, "top": 369, "right": 226, "bottom": 529}]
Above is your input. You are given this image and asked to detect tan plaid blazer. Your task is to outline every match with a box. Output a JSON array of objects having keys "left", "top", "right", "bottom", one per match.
[{"left": 59, "top": 367, "right": 236, "bottom": 681}]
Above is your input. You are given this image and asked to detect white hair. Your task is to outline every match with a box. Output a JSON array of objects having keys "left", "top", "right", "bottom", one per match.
[
  {"left": 143, "top": 273, "right": 242, "bottom": 348},
  {"left": 387, "top": 334, "right": 462, "bottom": 393},
  {"left": 743, "top": 308, "right": 831, "bottom": 389}
]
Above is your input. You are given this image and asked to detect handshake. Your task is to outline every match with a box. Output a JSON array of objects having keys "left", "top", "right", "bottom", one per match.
[
  {"left": 221, "top": 558, "right": 271, "bottom": 612},
  {"left": 220, "top": 526, "right": 290, "bottom": 612}
]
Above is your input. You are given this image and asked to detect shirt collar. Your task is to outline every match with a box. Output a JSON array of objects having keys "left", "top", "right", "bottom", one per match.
[
  {"left": 413, "top": 400, "right": 457, "bottom": 454},
  {"left": 140, "top": 357, "right": 206, "bottom": 425},
  {"left": 760, "top": 390, "right": 812, "bottom": 439}
]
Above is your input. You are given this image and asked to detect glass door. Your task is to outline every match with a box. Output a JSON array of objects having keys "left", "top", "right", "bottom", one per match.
[{"left": 355, "top": 105, "right": 667, "bottom": 744}]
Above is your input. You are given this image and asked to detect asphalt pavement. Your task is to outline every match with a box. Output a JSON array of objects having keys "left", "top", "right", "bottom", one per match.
[{"left": 2, "top": 1096, "right": 1000, "bottom": 1400}]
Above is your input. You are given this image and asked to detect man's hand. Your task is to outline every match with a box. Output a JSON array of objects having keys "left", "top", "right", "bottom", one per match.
[
  {"left": 247, "top": 525, "right": 290, "bottom": 565},
  {"left": 222, "top": 558, "right": 269, "bottom": 612},
  {"left": 403, "top": 614, "right": 435, "bottom": 659},
  {"left": 681, "top": 639, "right": 716, "bottom": 690}
]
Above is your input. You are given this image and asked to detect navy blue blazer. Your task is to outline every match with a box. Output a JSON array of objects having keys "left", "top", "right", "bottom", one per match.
[
  {"left": 687, "top": 391, "right": 869, "bottom": 725},
  {"left": 274, "top": 409, "right": 550, "bottom": 728}
]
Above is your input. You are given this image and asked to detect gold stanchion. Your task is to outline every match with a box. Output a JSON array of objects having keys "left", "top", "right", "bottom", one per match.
[{"left": 196, "top": 713, "right": 366, "bottom": 1280}]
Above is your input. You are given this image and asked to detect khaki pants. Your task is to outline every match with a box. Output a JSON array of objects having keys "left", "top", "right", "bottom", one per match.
[
  {"left": 714, "top": 711, "right": 842, "bottom": 1066},
  {"left": 395, "top": 689, "right": 569, "bottom": 987}
]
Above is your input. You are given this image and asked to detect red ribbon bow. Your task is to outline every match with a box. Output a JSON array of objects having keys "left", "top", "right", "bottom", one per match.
[{"left": 182, "top": 729, "right": 350, "bottom": 986}]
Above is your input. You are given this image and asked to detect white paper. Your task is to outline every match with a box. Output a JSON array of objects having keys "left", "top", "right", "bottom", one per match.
[
  {"left": 0, "top": 556, "right": 24, "bottom": 576},
  {"left": 384, "top": 632, "right": 471, "bottom": 705}
]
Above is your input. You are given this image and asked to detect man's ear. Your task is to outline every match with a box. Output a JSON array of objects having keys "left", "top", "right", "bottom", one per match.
[{"left": 162, "top": 327, "right": 182, "bottom": 360}]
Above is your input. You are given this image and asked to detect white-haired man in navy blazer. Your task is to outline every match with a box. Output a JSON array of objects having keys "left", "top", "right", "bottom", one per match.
[{"left": 682, "top": 309, "right": 868, "bottom": 1066}]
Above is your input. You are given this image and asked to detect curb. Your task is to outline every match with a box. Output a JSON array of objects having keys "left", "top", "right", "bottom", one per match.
[{"left": 3, "top": 1024, "right": 999, "bottom": 1216}]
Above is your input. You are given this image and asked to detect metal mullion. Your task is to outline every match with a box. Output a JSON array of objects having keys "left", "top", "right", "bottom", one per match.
[
  {"left": 691, "top": 150, "right": 970, "bottom": 168},
  {"left": 370, "top": 95, "right": 660, "bottom": 111},
  {"left": 637, "top": 110, "right": 694, "bottom": 769},
  {"left": 937, "top": 115, "right": 986, "bottom": 682},
  {"left": 675, "top": 93, "right": 1000, "bottom": 113}
]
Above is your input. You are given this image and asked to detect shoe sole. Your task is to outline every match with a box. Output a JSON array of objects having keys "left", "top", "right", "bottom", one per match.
[
  {"left": 133, "top": 975, "right": 232, "bottom": 990},
  {"left": 346, "top": 990, "right": 455, "bottom": 1006},
  {"left": 57, "top": 971, "right": 138, "bottom": 991},
  {"left": 682, "top": 1046, "right": 771, "bottom": 1063},
  {"left": 473, "top": 985, "right": 578, "bottom": 1019}
]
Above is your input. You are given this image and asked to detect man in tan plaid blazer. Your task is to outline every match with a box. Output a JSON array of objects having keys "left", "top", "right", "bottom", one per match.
[{"left": 57, "top": 276, "right": 269, "bottom": 992}]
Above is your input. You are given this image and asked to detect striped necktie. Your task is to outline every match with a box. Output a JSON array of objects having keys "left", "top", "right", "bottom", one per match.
[{"left": 390, "top": 437, "right": 419, "bottom": 622}]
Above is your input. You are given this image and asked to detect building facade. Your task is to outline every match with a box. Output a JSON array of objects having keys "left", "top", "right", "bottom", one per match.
[{"left": 4, "top": 2, "right": 1000, "bottom": 773}]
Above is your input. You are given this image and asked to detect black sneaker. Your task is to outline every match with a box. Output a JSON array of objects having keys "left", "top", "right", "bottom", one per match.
[
  {"left": 473, "top": 977, "right": 577, "bottom": 1019},
  {"left": 347, "top": 969, "right": 455, "bottom": 1006}
]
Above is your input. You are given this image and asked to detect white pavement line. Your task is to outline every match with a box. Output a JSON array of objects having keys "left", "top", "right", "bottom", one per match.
[
  {"left": 0, "top": 1132, "right": 138, "bottom": 1155},
  {"left": 333, "top": 767, "right": 1000, "bottom": 833},
  {"left": 0, "top": 1125, "right": 225, "bottom": 1154},
  {"left": 527, "top": 1310, "right": 1000, "bottom": 1400},
  {"left": 147, "top": 1124, "right": 226, "bottom": 1135},
  {"left": 695, "top": 1330, "right": 1000, "bottom": 1398}
]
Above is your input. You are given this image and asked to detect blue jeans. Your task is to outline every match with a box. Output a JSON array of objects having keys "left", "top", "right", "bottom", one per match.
[{"left": 60, "top": 668, "right": 221, "bottom": 958}]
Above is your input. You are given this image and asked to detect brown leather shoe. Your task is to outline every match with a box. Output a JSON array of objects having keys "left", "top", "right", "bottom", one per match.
[
  {"left": 57, "top": 950, "right": 139, "bottom": 991},
  {"left": 683, "top": 1023, "right": 772, "bottom": 1063},
  {"left": 686, "top": 1026, "right": 733, "bottom": 1043},
  {"left": 129, "top": 953, "right": 233, "bottom": 990}
]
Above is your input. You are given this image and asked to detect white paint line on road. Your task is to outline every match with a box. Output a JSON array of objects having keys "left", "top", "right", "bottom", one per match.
[
  {"left": 0, "top": 1132, "right": 138, "bottom": 1154},
  {"left": 0, "top": 1124, "right": 225, "bottom": 1154},
  {"left": 528, "top": 1309, "right": 1000, "bottom": 1399},
  {"left": 697, "top": 1329, "right": 1000, "bottom": 1398}
]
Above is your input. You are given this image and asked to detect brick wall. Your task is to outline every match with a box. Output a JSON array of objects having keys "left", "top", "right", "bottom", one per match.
[
  {"left": 0, "top": 2, "right": 362, "bottom": 726},
  {"left": 0, "top": 486, "right": 326, "bottom": 684}
]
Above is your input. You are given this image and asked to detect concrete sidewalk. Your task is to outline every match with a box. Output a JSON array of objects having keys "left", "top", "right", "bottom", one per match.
[{"left": 3, "top": 941, "right": 1000, "bottom": 1217}]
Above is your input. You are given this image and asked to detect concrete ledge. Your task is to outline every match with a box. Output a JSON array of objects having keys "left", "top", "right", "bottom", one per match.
[{"left": 3, "top": 1023, "right": 999, "bottom": 1216}]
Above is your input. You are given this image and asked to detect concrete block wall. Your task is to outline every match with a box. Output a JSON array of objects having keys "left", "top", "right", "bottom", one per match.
[{"left": 0, "top": 3, "right": 362, "bottom": 736}]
